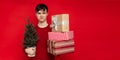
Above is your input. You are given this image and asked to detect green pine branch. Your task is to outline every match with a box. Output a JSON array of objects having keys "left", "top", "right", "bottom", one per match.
[{"left": 24, "top": 19, "right": 38, "bottom": 48}]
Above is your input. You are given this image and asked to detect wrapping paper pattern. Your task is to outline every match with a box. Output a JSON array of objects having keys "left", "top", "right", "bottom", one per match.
[
  {"left": 48, "top": 31, "right": 74, "bottom": 41},
  {"left": 52, "top": 39, "right": 74, "bottom": 48},
  {"left": 47, "top": 39, "right": 74, "bottom": 55},
  {"left": 53, "top": 47, "right": 74, "bottom": 55}
]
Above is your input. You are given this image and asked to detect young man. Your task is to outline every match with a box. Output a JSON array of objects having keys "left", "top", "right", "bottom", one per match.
[
  {"left": 36, "top": 4, "right": 48, "bottom": 28},
  {"left": 33, "top": 4, "right": 54, "bottom": 60}
]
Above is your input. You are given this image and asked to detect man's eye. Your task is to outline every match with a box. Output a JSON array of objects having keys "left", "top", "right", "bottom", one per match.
[
  {"left": 37, "top": 13, "right": 41, "bottom": 14},
  {"left": 43, "top": 13, "right": 46, "bottom": 14}
]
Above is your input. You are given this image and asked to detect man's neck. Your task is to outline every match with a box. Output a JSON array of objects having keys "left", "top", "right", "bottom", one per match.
[{"left": 38, "top": 21, "right": 48, "bottom": 28}]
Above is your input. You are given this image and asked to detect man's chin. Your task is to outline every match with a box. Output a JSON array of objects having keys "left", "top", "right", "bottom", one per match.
[{"left": 39, "top": 20, "right": 46, "bottom": 22}]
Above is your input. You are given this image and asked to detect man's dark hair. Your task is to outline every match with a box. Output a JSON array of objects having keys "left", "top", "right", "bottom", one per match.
[{"left": 35, "top": 3, "right": 48, "bottom": 13}]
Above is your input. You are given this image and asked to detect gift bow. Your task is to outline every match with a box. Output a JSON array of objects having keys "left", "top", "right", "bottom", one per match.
[{"left": 52, "top": 16, "right": 58, "bottom": 31}]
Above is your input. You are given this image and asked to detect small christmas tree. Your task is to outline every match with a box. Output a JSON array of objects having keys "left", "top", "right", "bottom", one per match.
[{"left": 24, "top": 19, "right": 38, "bottom": 48}]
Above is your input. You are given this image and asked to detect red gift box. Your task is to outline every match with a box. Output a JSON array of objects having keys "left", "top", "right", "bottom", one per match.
[
  {"left": 47, "top": 39, "right": 75, "bottom": 55},
  {"left": 52, "top": 46, "right": 74, "bottom": 55},
  {"left": 51, "top": 39, "right": 74, "bottom": 48},
  {"left": 48, "top": 31, "right": 74, "bottom": 41}
]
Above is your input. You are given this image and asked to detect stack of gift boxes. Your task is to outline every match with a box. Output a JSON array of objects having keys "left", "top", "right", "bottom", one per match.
[{"left": 47, "top": 14, "right": 74, "bottom": 55}]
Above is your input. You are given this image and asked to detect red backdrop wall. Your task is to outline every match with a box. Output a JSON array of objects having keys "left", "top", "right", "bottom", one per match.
[{"left": 0, "top": 0, "right": 120, "bottom": 60}]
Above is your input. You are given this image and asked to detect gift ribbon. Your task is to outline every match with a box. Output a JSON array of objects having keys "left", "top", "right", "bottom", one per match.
[{"left": 52, "top": 16, "right": 58, "bottom": 31}]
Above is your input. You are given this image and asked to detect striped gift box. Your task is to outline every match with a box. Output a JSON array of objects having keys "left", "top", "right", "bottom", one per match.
[
  {"left": 51, "top": 39, "right": 74, "bottom": 48},
  {"left": 47, "top": 39, "right": 75, "bottom": 55},
  {"left": 52, "top": 46, "right": 74, "bottom": 55}
]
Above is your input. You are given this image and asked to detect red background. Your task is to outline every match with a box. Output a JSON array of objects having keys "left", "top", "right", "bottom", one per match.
[{"left": 0, "top": 0, "right": 120, "bottom": 60}]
